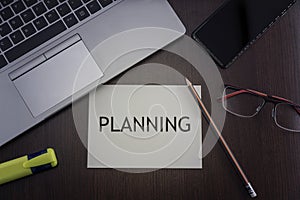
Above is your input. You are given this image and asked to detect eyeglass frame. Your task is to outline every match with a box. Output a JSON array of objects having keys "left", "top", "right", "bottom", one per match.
[{"left": 221, "top": 84, "right": 300, "bottom": 132}]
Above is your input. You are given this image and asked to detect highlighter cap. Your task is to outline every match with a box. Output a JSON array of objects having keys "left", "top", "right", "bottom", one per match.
[
  {"left": 0, "top": 148, "right": 58, "bottom": 185},
  {"left": 24, "top": 148, "right": 58, "bottom": 173}
]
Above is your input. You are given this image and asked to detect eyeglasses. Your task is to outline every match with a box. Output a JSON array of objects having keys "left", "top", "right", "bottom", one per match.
[{"left": 221, "top": 85, "right": 300, "bottom": 132}]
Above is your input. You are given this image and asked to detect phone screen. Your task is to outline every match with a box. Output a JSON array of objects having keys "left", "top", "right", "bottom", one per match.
[{"left": 192, "top": 0, "right": 296, "bottom": 68}]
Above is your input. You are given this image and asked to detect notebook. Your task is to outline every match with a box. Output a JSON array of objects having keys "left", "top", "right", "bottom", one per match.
[{"left": 88, "top": 85, "right": 202, "bottom": 169}]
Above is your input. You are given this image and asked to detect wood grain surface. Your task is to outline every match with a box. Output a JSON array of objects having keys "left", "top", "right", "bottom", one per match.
[{"left": 0, "top": 0, "right": 299, "bottom": 199}]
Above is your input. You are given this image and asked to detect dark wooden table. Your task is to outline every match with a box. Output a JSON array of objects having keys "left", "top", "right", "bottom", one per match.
[{"left": 1, "top": 0, "right": 300, "bottom": 199}]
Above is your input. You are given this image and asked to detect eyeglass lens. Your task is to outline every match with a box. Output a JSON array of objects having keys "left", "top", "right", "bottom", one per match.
[
  {"left": 222, "top": 87, "right": 300, "bottom": 132},
  {"left": 222, "top": 87, "right": 265, "bottom": 118},
  {"left": 275, "top": 103, "right": 300, "bottom": 132}
]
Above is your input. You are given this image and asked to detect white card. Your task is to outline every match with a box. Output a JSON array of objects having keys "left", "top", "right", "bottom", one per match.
[{"left": 88, "top": 85, "right": 202, "bottom": 169}]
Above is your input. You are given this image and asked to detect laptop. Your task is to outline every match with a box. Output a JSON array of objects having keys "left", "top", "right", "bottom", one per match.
[{"left": 0, "top": 0, "right": 185, "bottom": 146}]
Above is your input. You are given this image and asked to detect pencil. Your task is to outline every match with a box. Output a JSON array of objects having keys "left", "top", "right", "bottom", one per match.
[{"left": 185, "top": 78, "right": 257, "bottom": 198}]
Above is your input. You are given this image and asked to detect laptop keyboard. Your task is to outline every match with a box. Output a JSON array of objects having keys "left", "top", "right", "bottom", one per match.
[{"left": 0, "top": 0, "right": 115, "bottom": 69}]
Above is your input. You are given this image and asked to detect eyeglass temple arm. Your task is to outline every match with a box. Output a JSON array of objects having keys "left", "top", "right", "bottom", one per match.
[
  {"left": 272, "top": 95, "right": 300, "bottom": 115},
  {"left": 218, "top": 90, "right": 248, "bottom": 102},
  {"left": 296, "top": 108, "right": 300, "bottom": 115},
  {"left": 221, "top": 89, "right": 266, "bottom": 100},
  {"left": 219, "top": 89, "right": 300, "bottom": 114},
  {"left": 222, "top": 89, "right": 300, "bottom": 115}
]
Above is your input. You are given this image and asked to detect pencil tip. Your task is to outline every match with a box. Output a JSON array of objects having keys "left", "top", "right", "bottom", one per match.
[{"left": 185, "top": 77, "right": 192, "bottom": 86}]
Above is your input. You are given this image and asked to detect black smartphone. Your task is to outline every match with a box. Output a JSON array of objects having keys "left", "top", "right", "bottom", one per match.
[{"left": 192, "top": 0, "right": 297, "bottom": 68}]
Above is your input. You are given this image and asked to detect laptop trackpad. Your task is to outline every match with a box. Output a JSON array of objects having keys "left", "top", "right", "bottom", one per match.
[{"left": 13, "top": 41, "right": 103, "bottom": 117}]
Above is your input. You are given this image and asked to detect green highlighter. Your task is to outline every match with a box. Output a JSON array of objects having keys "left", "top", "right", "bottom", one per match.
[{"left": 0, "top": 148, "right": 58, "bottom": 185}]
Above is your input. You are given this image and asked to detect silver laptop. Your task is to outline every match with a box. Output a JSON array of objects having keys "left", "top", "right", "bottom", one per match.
[{"left": 0, "top": 0, "right": 185, "bottom": 146}]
